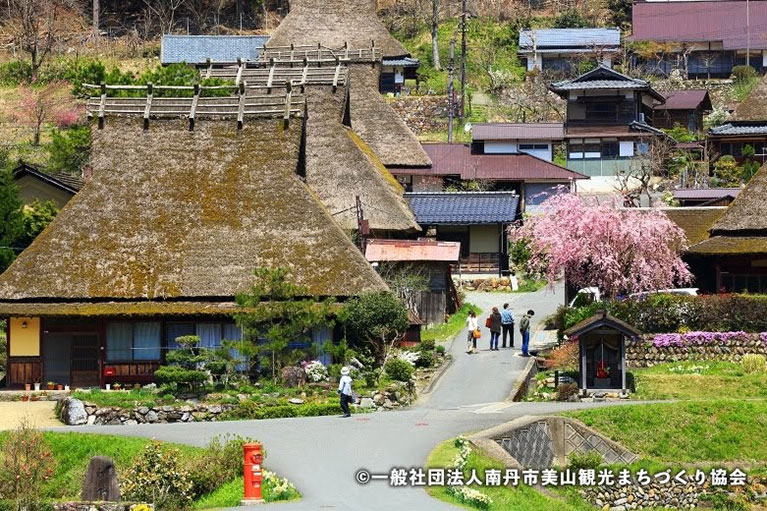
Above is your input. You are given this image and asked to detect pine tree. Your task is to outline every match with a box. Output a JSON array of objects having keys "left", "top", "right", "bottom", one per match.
[{"left": 0, "top": 158, "right": 24, "bottom": 273}]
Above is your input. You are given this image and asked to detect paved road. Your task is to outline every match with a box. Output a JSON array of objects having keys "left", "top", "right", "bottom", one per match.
[{"left": 59, "top": 283, "right": 640, "bottom": 510}]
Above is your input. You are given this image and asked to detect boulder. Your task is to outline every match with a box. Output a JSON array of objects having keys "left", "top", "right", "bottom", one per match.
[
  {"left": 144, "top": 410, "right": 159, "bottom": 423},
  {"left": 63, "top": 398, "right": 88, "bottom": 426},
  {"left": 81, "top": 456, "right": 120, "bottom": 502},
  {"left": 288, "top": 398, "right": 304, "bottom": 405},
  {"left": 281, "top": 366, "right": 306, "bottom": 388},
  {"left": 359, "top": 397, "right": 374, "bottom": 409}
]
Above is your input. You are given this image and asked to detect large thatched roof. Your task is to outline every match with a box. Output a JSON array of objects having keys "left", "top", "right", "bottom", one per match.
[
  {"left": 304, "top": 86, "right": 419, "bottom": 231},
  {"left": 735, "top": 74, "right": 767, "bottom": 121},
  {"left": 0, "top": 117, "right": 387, "bottom": 310},
  {"left": 348, "top": 65, "right": 431, "bottom": 168},
  {"left": 266, "top": 0, "right": 410, "bottom": 58}
]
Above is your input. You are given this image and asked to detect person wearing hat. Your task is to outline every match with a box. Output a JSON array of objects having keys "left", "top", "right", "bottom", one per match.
[
  {"left": 519, "top": 310, "right": 535, "bottom": 357},
  {"left": 338, "top": 366, "right": 353, "bottom": 418}
]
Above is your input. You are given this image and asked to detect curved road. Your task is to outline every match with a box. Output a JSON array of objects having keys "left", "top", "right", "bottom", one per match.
[{"left": 61, "top": 285, "right": 637, "bottom": 510}]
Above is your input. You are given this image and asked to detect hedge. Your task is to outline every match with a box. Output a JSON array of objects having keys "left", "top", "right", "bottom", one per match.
[{"left": 553, "top": 294, "right": 767, "bottom": 336}]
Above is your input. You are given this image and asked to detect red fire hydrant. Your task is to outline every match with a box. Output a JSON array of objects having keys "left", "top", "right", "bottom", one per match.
[{"left": 241, "top": 443, "right": 265, "bottom": 505}]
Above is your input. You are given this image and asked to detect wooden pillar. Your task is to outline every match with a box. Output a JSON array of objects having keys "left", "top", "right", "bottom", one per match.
[
  {"left": 620, "top": 335, "right": 627, "bottom": 393},
  {"left": 580, "top": 337, "right": 587, "bottom": 393}
]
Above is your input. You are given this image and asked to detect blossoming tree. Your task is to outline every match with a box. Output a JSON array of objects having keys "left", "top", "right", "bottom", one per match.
[{"left": 509, "top": 193, "right": 692, "bottom": 298}]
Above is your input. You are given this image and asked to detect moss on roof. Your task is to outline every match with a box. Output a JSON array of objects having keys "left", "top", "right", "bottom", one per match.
[
  {"left": 710, "top": 162, "right": 767, "bottom": 235},
  {"left": 735, "top": 75, "right": 767, "bottom": 121},
  {"left": 687, "top": 236, "right": 767, "bottom": 255},
  {"left": 0, "top": 117, "right": 387, "bottom": 303},
  {"left": 662, "top": 207, "right": 726, "bottom": 245}
]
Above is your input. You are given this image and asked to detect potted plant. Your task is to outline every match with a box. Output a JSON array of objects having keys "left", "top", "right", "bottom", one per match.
[
  {"left": 34, "top": 382, "right": 41, "bottom": 391},
  {"left": 46, "top": 381, "right": 55, "bottom": 390},
  {"left": 105, "top": 383, "right": 111, "bottom": 390},
  {"left": 64, "top": 385, "right": 70, "bottom": 391},
  {"left": 113, "top": 383, "right": 123, "bottom": 391},
  {"left": 24, "top": 383, "right": 31, "bottom": 392},
  {"left": 56, "top": 384, "right": 64, "bottom": 391},
  {"left": 21, "top": 394, "right": 30, "bottom": 402}
]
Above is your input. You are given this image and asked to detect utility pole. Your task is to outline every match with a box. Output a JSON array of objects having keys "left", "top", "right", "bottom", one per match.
[
  {"left": 460, "top": 0, "right": 467, "bottom": 121},
  {"left": 448, "top": 39, "right": 455, "bottom": 143},
  {"left": 746, "top": 0, "right": 751, "bottom": 68}
]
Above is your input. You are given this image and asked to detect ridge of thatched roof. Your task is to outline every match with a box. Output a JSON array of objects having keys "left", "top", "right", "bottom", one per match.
[
  {"left": 348, "top": 66, "right": 431, "bottom": 168},
  {"left": 265, "top": 0, "right": 410, "bottom": 58},
  {"left": 304, "top": 86, "right": 420, "bottom": 232},
  {"left": 709, "top": 162, "right": 767, "bottom": 235},
  {"left": 735, "top": 74, "right": 767, "bottom": 121},
  {"left": 0, "top": 117, "right": 387, "bottom": 305}
]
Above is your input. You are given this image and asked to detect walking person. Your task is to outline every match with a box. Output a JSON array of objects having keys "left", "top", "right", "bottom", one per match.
[
  {"left": 338, "top": 366, "right": 353, "bottom": 418},
  {"left": 488, "top": 307, "right": 502, "bottom": 351},
  {"left": 466, "top": 310, "right": 479, "bottom": 354},
  {"left": 519, "top": 310, "right": 534, "bottom": 357},
  {"left": 501, "top": 303, "right": 515, "bottom": 349}
]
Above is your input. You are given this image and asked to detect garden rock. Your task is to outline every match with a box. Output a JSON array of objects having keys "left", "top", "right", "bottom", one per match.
[
  {"left": 144, "top": 410, "right": 158, "bottom": 422},
  {"left": 62, "top": 397, "right": 88, "bottom": 425},
  {"left": 359, "top": 397, "right": 374, "bottom": 409},
  {"left": 281, "top": 366, "right": 306, "bottom": 388},
  {"left": 81, "top": 456, "right": 120, "bottom": 502},
  {"left": 289, "top": 398, "right": 304, "bottom": 405}
]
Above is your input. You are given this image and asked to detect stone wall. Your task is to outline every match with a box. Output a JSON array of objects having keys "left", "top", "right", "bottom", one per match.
[
  {"left": 389, "top": 96, "right": 452, "bottom": 135},
  {"left": 59, "top": 397, "right": 234, "bottom": 426},
  {"left": 54, "top": 503, "right": 152, "bottom": 511},
  {"left": 627, "top": 334, "right": 767, "bottom": 368},
  {"left": 580, "top": 480, "right": 701, "bottom": 510}
]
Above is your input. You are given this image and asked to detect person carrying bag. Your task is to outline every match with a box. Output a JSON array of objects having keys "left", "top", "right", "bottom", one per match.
[{"left": 466, "top": 310, "right": 479, "bottom": 354}]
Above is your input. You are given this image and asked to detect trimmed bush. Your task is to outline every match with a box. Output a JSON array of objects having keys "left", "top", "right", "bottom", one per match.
[
  {"left": 435, "top": 345, "right": 446, "bottom": 356},
  {"left": 415, "top": 350, "right": 434, "bottom": 368},
  {"left": 385, "top": 358, "right": 414, "bottom": 382},
  {"left": 742, "top": 354, "right": 767, "bottom": 374},
  {"left": 418, "top": 339, "right": 436, "bottom": 352},
  {"left": 732, "top": 65, "right": 758, "bottom": 82}
]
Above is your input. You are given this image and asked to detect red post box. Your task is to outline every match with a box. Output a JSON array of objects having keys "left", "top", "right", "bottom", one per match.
[{"left": 241, "top": 443, "right": 265, "bottom": 505}]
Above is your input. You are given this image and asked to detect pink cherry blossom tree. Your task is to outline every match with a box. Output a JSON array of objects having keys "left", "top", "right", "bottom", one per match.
[
  {"left": 509, "top": 193, "right": 692, "bottom": 298},
  {"left": 13, "top": 81, "right": 82, "bottom": 146}
]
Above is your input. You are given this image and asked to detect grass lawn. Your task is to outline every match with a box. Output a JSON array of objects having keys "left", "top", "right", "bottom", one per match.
[
  {"left": 422, "top": 302, "right": 482, "bottom": 343},
  {"left": 566, "top": 400, "right": 767, "bottom": 464},
  {"left": 0, "top": 431, "right": 298, "bottom": 507},
  {"left": 630, "top": 361, "right": 767, "bottom": 400},
  {"left": 426, "top": 439, "right": 592, "bottom": 511}
]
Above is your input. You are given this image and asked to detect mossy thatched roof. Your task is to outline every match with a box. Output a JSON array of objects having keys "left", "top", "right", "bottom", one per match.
[
  {"left": 0, "top": 117, "right": 387, "bottom": 308},
  {"left": 661, "top": 207, "right": 726, "bottom": 245},
  {"left": 735, "top": 74, "right": 767, "bottom": 121},
  {"left": 709, "top": 162, "right": 767, "bottom": 235},
  {"left": 265, "top": 0, "right": 410, "bottom": 58},
  {"left": 348, "top": 65, "right": 431, "bottom": 168},
  {"left": 304, "top": 86, "right": 419, "bottom": 231}
]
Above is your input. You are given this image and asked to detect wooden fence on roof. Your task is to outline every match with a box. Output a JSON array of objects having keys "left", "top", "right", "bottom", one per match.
[
  {"left": 203, "top": 59, "right": 349, "bottom": 92},
  {"left": 261, "top": 42, "right": 382, "bottom": 64},
  {"left": 84, "top": 83, "right": 304, "bottom": 131}
]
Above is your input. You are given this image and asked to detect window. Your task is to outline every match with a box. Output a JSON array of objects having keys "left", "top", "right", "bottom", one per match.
[
  {"left": 585, "top": 102, "right": 617, "bottom": 122},
  {"left": 166, "top": 322, "right": 194, "bottom": 350},
  {"left": 519, "top": 144, "right": 549, "bottom": 150},
  {"left": 106, "top": 322, "right": 161, "bottom": 362},
  {"left": 602, "top": 142, "right": 619, "bottom": 158},
  {"left": 636, "top": 141, "right": 650, "bottom": 156}
]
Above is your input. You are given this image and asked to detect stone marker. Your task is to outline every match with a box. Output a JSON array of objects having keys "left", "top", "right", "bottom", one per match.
[
  {"left": 64, "top": 398, "right": 88, "bottom": 426},
  {"left": 81, "top": 456, "right": 121, "bottom": 502}
]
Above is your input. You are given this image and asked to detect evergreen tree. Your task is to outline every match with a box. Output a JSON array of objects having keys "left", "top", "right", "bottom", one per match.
[{"left": 0, "top": 159, "right": 24, "bottom": 273}]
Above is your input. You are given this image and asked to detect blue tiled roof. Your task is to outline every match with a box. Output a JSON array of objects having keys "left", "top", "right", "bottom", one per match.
[
  {"left": 709, "top": 122, "right": 767, "bottom": 136},
  {"left": 161, "top": 35, "right": 270, "bottom": 64},
  {"left": 382, "top": 57, "right": 420, "bottom": 67},
  {"left": 519, "top": 28, "right": 620, "bottom": 50},
  {"left": 405, "top": 192, "right": 520, "bottom": 225}
]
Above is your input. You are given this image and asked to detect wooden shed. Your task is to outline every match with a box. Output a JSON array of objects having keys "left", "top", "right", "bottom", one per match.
[{"left": 563, "top": 310, "right": 641, "bottom": 395}]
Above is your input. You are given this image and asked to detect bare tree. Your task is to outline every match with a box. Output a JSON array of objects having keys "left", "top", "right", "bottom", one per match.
[
  {"left": 615, "top": 137, "right": 676, "bottom": 207},
  {"left": 431, "top": 0, "right": 441, "bottom": 70},
  {"left": 92, "top": 0, "right": 99, "bottom": 39},
  {"left": 142, "top": 0, "right": 185, "bottom": 34},
  {"left": 4, "top": 0, "right": 64, "bottom": 81}
]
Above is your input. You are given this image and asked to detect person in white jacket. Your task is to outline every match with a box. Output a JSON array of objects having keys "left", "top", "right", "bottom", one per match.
[
  {"left": 466, "top": 310, "right": 479, "bottom": 354},
  {"left": 338, "top": 366, "right": 353, "bottom": 418}
]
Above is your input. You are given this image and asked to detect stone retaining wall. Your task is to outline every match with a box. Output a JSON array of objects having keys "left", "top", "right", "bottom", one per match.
[
  {"left": 54, "top": 503, "right": 152, "bottom": 511},
  {"left": 627, "top": 334, "right": 767, "bottom": 368},
  {"left": 580, "top": 480, "right": 701, "bottom": 510},
  {"left": 59, "top": 397, "right": 235, "bottom": 426}
]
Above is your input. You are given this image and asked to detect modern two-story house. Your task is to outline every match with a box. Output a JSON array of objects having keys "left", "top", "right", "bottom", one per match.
[
  {"left": 518, "top": 28, "right": 621, "bottom": 75},
  {"left": 549, "top": 65, "right": 667, "bottom": 191}
]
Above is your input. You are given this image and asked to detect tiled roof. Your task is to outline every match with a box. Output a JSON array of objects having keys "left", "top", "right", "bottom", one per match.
[
  {"left": 160, "top": 35, "right": 270, "bottom": 64},
  {"left": 709, "top": 122, "right": 767, "bottom": 137},
  {"left": 405, "top": 192, "right": 520, "bottom": 225},
  {"left": 382, "top": 57, "right": 420, "bottom": 67},
  {"left": 552, "top": 79, "right": 647, "bottom": 91},
  {"left": 550, "top": 65, "right": 665, "bottom": 101},
  {"left": 12, "top": 162, "right": 83, "bottom": 193},
  {"left": 673, "top": 189, "right": 742, "bottom": 201},
  {"left": 472, "top": 123, "right": 564, "bottom": 141},
  {"left": 631, "top": 0, "right": 767, "bottom": 50},
  {"left": 655, "top": 89, "right": 712, "bottom": 111},
  {"left": 393, "top": 143, "right": 588, "bottom": 181},
  {"left": 519, "top": 28, "right": 620, "bottom": 50},
  {"left": 364, "top": 239, "right": 461, "bottom": 262}
]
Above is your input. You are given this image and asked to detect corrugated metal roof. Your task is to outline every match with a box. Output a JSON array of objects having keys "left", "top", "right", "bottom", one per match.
[
  {"left": 472, "top": 123, "right": 564, "bottom": 141},
  {"left": 655, "top": 89, "right": 712, "bottom": 111},
  {"left": 631, "top": 0, "right": 767, "bottom": 50},
  {"left": 364, "top": 239, "right": 461, "bottom": 262},
  {"left": 673, "top": 188, "right": 742, "bottom": 200},
  {"left": 161, "top": 35, "right": 270, "bottom": 64},
  {"left": 519, "top": 28, "right": 620, "bottom": 50},
  {"left": 405, "top": 192, "right": 520, "bottom": 225},
  {"left": 709, "top": 122, "right": 767, "bottom": 136},
  {"left": 392, "top": 143, "right": 589, "bottom": 181}
]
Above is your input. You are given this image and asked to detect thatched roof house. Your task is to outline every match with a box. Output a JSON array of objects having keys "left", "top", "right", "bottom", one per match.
[
  {"left": 0, "top": 107, "right": 387, "bottom": 388},
  {"left": 266, "top": 0, "right": 409, "bottom": 59},
  {"left": 686, "top": 163, "right": 767, "bottom": 293}
]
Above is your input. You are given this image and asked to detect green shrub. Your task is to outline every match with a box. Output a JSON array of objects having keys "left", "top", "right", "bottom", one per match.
[
  {"left": 121, "top": 441, "right": 194, "bottom": 511},
  {"left": 556, "top": 383, "right": 579, "bottom": 402},
  {"left": 47, "top": 125, "right": 91, "bottom": 174},
  {"left": 296, "top": 402, "right": 343, "bottom": 417},
  {"left": 0, "top": 60, "right": 33, "bottom": 85},
  {"left": 732, "top": 65, "right": 758, "bottom": 82},
  {"left": 567, "top": 451, "right": 603, "bottom": 471},
  {"left": 418, "top": 339, "right": 436, "bottom": 352},
  {"left": 186, "top": 435, "right": 257, "bottom": 499},
  {"left": 415, "top": 350, "right": 434, "bottom": 369},
  {"left": 703, "top": 492, "right": 749, "bottom": 511},
  {"left": 435, "top": 345, "right": 446, "bottom": 356},
  {"left": 742, "top": 354, "right": 766, "bottom": 374},
  {"left": 0, "top": 422, "right": 55, "bottom": 511},
  {"left": 385, "top": 358, "right": 414, "bottom": 382}
]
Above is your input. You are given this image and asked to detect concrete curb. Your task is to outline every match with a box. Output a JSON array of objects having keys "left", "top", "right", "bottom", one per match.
[
  {"left": 506, "top": 356, "right": 538, "bottom": 402},
  {"left": 415, "top": 355, "right": 454, "bottom": 402}
]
